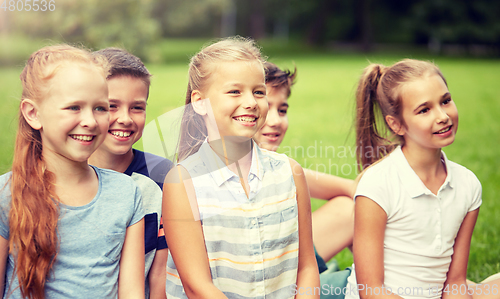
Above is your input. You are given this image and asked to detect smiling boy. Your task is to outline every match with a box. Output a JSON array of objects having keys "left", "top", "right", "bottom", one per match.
[{"left": 89, "top": 48, "right": 173, "bottom": 299}]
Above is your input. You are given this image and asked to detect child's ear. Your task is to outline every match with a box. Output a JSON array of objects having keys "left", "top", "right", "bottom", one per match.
[
  {"left": 191, "top": 90, "right": 208, "bottom": 116},
  {"left": 386, "top": 115, "right": 405, "bottom": 136},
  {"left": 20, "top": 99, "right": 42, "bottom": 130}
]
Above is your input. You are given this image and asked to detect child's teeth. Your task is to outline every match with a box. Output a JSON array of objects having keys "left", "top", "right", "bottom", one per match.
[
  {"left": 72, "top": 135, "right": 92, "bottom": 141},
  {"left": 235, "top": 117, "right": 256, "bottom": 122},
  {"left": 112, "top": 131, "right": 131, "bottom": 137},
  {"left": 437, "top": 127, "right": 450, "bottom": 134}
]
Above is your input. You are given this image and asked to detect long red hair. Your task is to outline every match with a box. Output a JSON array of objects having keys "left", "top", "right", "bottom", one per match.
[{"left": 8, "top": 45, "right": 107, "bottom": 299}]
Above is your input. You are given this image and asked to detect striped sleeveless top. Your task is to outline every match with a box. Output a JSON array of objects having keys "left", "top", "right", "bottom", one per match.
[{"left": 166, "top": 140, "right": 299, "bottom": 299}]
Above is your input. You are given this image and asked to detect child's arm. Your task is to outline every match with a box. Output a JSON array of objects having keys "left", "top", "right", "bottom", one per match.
[
  {"left": 354, "top": 196, "right": 403, "bottom": 299},
  {"left": 163, "top": 166, "right": 227, "bottom": 299},
  {"left": 290, "top": 158, "right": 320, "bottom": 298},
  {"left": 148, "top": 248, "right": 168, "bottom": 299},
  {"left": 0, "top": 236, "right": 8, "bottom": 296},
  {"left": 442, "top": 209, "right": 479, "bottom": 299},
  {"left": 304, "top": 168, "right": 355, "bottom": 199},
  {"left": 119, "top": 219, "right": 146, "bottom": 299}
]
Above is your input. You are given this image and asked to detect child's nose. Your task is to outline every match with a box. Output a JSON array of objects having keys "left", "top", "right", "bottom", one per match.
[
  {"left": 80, "top": 108, "right": 97, "bottom": 128},
  {"left": 117, "top": 109, "right": 133, "bottom": 125},
  {"left": 242, "top": 93, "right": 258, "bottom": 109},
  {"left": 266, "top": 109, "right": 281, "bottom": 127},
  {"left": 436, "top": 107, "right": 450, "bottom": 123}
]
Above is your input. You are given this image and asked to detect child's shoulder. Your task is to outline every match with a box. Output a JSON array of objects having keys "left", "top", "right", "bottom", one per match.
[
  {"left": 141, "top": 150, "right": 174, "bottom": 168},
  {"left": 361, "top": 151, "right": 399, "bottom": 182},
  {"left": 446, "top": 158, "right": 481, "bottom": 187},
  {"left": 0, "top": 172, "right": 12, "bottom": 200},
  {"left": 258, "top": 146, "right": 291, "bottom": 164},
  {"left": 0, "top": 172, "right": 11, "bottom": 187},
  {"left": 94, "top": 166, "right": 138, "bottom": 189}
]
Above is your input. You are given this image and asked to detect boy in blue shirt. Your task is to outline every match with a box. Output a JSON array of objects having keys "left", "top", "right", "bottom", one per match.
[{"left": 90, "top": 47, "right": 173, "bottom": 299}]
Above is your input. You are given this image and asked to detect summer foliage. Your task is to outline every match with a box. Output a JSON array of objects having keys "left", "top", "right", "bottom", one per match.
[{"left": 0, "top": 43, "right": 499, "bottom": 282}]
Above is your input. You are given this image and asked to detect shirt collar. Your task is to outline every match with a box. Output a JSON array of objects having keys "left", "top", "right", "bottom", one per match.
[
  {"left": 392, "top": 146, "right": 453, "bottom": 198},
  {"left": 198, "top": 139, "right": 263, "bottom": 187}
]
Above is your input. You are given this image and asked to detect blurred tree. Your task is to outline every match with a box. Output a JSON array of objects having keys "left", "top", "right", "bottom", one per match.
[
  {"left": 152, "top": 0, "right": 231, "bottom": 37},
  {"left": 9, "top": 0, "right": 159, "bottom": 59},
  {"left": 248, "top": 0, "right": 265, "bottom": 39},
  {"left": 411, "top": 0, "right": 500, "bottom": 52}
]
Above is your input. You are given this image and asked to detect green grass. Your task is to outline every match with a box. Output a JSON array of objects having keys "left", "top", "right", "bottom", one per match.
[{"left": 1, "top": 50, "right": 499, "bottom": 282}]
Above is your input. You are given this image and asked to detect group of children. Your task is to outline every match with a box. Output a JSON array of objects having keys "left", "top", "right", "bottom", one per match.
[{"left": 0, "top": 36, "right": 498, "bottom": 299}]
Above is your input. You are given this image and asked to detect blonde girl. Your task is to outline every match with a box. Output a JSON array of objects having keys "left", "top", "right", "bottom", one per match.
[
  {"left": 347, "top": 59, "right": 499, "bottom": 299},
  {"left": 163, "top": 37, "right": 319, "bottom": 298},
  {"left": 0, "top": 45, "right": 145, "bottom": 299}
]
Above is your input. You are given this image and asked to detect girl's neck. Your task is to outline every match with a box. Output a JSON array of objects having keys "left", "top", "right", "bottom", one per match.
[
  {"left": 209, "top": 136, "right": 253, "bottom": 197},
  {"left": 43, "top": 150, "right": 99, "bottom": 206},
  {"left": 88, "top": 148, "right": 134, "bottom": 173},
  {"left": 401, "top": 143, "right": 446, "bottom": 195},
  {"left": 208, "top": 136, "right": 253, "bottom": 167}
]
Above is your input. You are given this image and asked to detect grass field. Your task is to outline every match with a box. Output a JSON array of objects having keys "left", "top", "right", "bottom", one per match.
[{"left": 0, "top": 47, "right": 499, "bottom": 281}]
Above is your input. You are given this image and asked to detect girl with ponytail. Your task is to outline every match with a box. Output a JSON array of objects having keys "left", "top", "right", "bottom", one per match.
[
  {"left": 345, "top": 59, "right": 500, "bottom": 299},
  {"left": 0, "top": 45, "right": 145, "bottom": 299},
  {"left": 163, "top": 37, "right": 319, "bottom": 298}
]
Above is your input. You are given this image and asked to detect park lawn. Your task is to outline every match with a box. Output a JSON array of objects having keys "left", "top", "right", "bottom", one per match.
[{"left": 1, "top": 53, "right": 499, "bottom": 281}]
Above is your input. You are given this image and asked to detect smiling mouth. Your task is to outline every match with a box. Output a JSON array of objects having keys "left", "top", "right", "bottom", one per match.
[
  {"left": 70, "top": 135, "right": 94, "bottom": 142},
  {"left": 233, "top": 116, "right": 257, "bottom": 123},
  {"left": 263, "top": 133, "right": 280, "bottom": 138},
  {"left": 109, "top": 130, "right": 132, "bottom": 137},
  {"left": 434, "top": 126, "right": 451, "bottom": 134}
]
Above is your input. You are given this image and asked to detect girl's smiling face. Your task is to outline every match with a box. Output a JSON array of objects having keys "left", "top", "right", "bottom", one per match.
[
  {"left": 36, "top": 64, "right": 109, "bottom": 164},
  {"left": 394, "top": 73, "right": 458, "bottom": 152},
  {"left": 196, "top": 60, "right": 268, "bottom": 141}
]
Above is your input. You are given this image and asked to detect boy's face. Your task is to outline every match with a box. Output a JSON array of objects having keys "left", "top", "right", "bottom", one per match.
[
  {"left": 99, "top": 75, "right": 148, "bottom": 156},
  {"left": 253, "top": 85, "right": 289, "bottom": 151}
]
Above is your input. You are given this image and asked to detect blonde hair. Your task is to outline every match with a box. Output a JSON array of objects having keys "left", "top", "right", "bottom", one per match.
[
  {"left": 355, "top": 59, "right": 447, "bottom": 171},
  {"left": 9, "top": 44, "right": 108, "bottom": 299},
  {"left": 177, "top": 36, "right": 266, "bottom": 162}
]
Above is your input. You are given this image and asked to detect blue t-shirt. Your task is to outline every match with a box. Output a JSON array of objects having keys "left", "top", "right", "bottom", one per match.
[{"left": 0, "top": 166, "right": 144, "bottom": 298}]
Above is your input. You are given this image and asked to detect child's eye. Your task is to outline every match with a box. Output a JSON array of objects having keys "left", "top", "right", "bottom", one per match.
[
  {"left": 95, "top": 106, "right": 109, "bottom": 112},
  {"left": 254, "top": 90, "right": 266, "bottom": 96},
  {"left": 228, "top": 90, "right": 240, "bottom": 95},
  {"left": 418, "top": 108, "right": 429, "bottom": 114},
  {"left": 109, "top": 104, "right": 118, "bottom": 109},
  {"left": 132, "top": 106, "right": 146, "bottom": 111},
  {"left": 67, "top": 106, "right": 80, "bottom": 111},
  {"left": 279, "top": 109, "right": 288, "bottom": 115},
  {"left": 442, "top": 98, "right": 451, "bottom": 105}
]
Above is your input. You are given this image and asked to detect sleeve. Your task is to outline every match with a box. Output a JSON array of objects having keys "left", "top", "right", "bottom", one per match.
[
  {"left": 468, "top": 172, "right": 482, "bottom": 212},
  {"left": 354, "top": 166, "right": 393, "bottom": 218},
  {"left": 0, "top": 175, "right": 12, "bottom": 240},
  {"left": 128, "top": 182, "right": 145, "bottom": 227}
]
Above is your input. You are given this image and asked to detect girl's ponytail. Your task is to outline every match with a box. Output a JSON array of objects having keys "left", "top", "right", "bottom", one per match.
[
  {"left": 9, "top": 114, "right": 59, "bottom": 299},
  {"left": 355, "top": 64, "right": 395, "bottom": 171}
]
